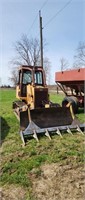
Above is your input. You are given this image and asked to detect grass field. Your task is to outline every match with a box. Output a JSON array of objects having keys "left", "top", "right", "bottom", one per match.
[{"left": 0, "top": 89, "right": 85, "bottom": 200}]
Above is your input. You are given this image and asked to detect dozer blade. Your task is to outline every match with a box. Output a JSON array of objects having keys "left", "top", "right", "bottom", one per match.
[
  {"left": 20, "top": 107, "right": 74, "bottom": 130},
  {"left": 19, "top": 106, "right": 85, "bottom": 144}
]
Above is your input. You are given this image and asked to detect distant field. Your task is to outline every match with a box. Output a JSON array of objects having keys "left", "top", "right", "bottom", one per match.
[{"left": 0, "top": 89, "right": 85, "bottom": 200}]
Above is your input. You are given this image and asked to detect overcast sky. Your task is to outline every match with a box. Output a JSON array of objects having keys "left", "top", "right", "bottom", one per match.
[{"left": 0, "top": 0, "right": 85, "bottom": 85}]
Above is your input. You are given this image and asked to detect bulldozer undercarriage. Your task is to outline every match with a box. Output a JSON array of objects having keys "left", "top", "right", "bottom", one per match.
[{"left": 13, "top": 101, "right": 85, "bottom": 145}]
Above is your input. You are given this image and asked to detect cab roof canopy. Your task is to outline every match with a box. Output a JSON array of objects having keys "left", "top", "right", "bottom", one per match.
[{"left": 19, "top": 65, "right": 43, "bottom": 71}]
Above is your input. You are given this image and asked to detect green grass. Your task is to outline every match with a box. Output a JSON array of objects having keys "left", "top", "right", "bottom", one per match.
[
  {"left": 49, "top": 92, "right": 65, "bottom": 105},
  {"left": 0, "top": 89, "right": 85, "bottom": 199}
]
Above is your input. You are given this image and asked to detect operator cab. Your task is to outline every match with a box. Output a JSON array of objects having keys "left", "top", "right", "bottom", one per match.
[{"left": 17, "top": 65, "right": 46, "bottom": 97}]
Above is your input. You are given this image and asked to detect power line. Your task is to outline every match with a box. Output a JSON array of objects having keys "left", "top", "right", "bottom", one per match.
[
  {"left": 40, "top": 0, "right": 49, "bottom": 10},
  {"left": 27, "top": 14, "right": 38, "bottom": 34},
  {"left": 44, "top": 0, "right": 72, "bottom": 28},
  {"left": 27, "top": 0, "right": 49, "bottom": 35}
]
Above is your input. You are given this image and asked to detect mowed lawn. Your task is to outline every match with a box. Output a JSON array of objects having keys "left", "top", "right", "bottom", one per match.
[{"left": 0, "top": 89, "right": 85, "bottom": 200}]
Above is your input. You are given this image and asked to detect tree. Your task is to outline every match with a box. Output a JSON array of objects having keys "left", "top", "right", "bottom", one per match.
[
  {"left": 11, "top": 34, "right": 40, "bottom": 66},
  {"left": 10, "top": 34, "right": 51, "bottom": 86},
  {"left": 73, "top": 41, "right": 85, "bottom": 68},
  {"left": 60, "top": 57, "right": 69, "bottom": 71},
  {"left": 9, "top": 69, "right": 18, "bottom": 87}
]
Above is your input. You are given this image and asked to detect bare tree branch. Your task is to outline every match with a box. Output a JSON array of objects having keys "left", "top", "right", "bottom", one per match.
[
  {"left": 73, "top": 41, "right": 85, "bottom": 68},
  {"left": 60, "top": 57, "right": 69, "bottom": 71}
]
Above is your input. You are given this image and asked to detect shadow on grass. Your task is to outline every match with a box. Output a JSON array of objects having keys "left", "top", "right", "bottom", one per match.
[{"left": 1, "top": 117, "right": 10, "bottom": 143}]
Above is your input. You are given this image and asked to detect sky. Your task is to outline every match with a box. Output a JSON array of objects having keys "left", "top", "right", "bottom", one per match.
[{"left": 0, "top": 0, "right": 85, "bottom": 85}]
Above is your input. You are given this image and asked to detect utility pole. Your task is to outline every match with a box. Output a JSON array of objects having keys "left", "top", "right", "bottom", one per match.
[{"left": 39, "top": 10, "right": 43, "bottom": 68}]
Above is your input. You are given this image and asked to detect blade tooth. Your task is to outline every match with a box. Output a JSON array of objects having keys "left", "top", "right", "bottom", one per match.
[
  {"left": 67, "top": 127, "right": 73, "bottom": 135},
  {"left": 56, "top": 128, "right": 63, "bottom": 138},
  {"left": 20, "top": 131, "right": 26, "bottom": 146},
  {"left": 76, "top": 125, "right": 84, "bottom": 135},
  {"left": 33, "top": 130, "right": 39, "bottom": 142},
  {"left": 45, "top": 129, "right": 51, "bottom": 140}
]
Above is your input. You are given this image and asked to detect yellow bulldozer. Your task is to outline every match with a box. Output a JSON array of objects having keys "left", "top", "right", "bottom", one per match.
[{"left": 13, "top": 65, "right": 84, "bottom": 145}]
